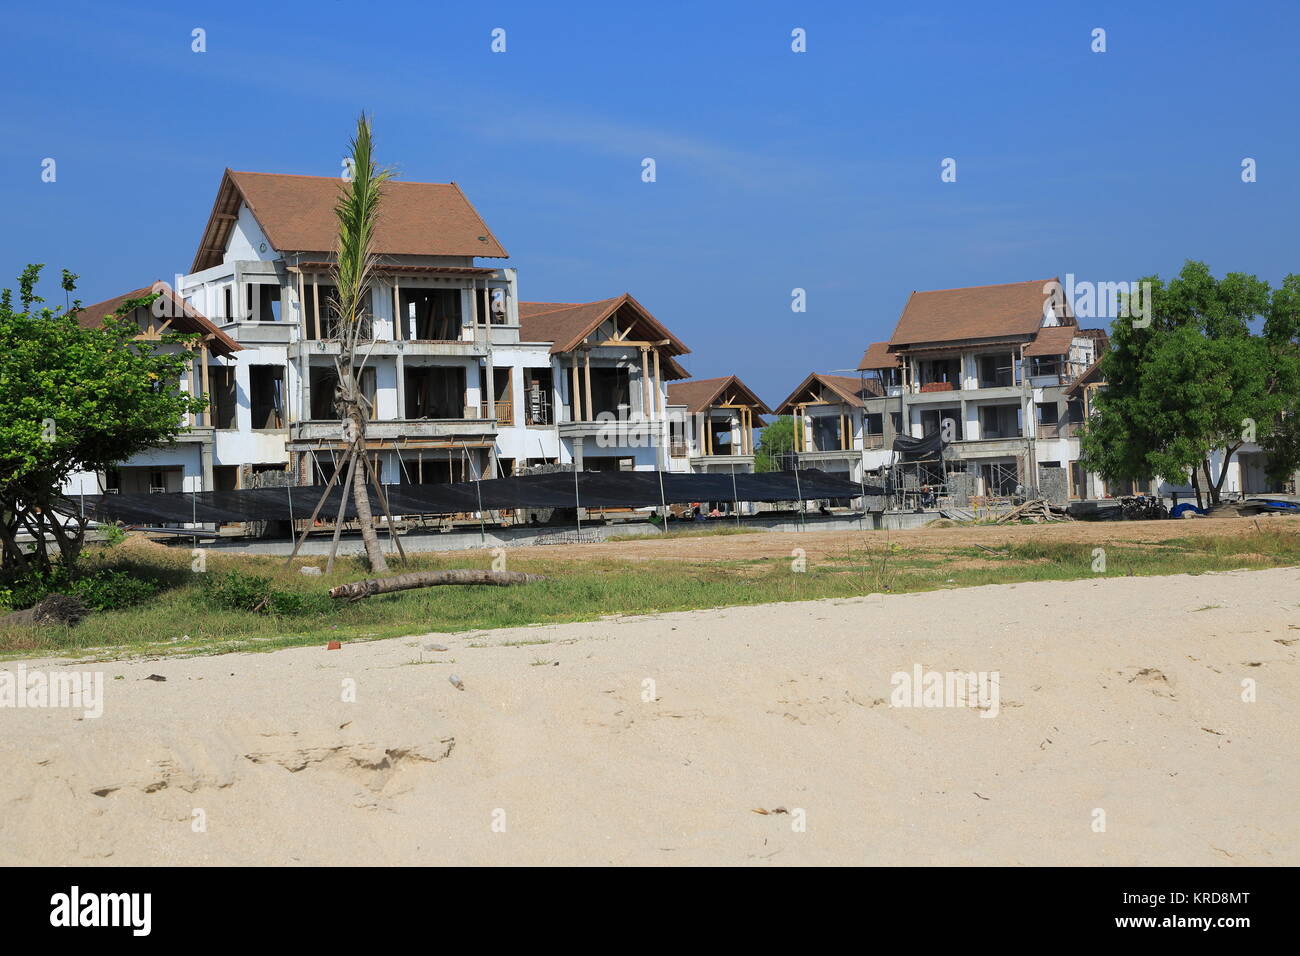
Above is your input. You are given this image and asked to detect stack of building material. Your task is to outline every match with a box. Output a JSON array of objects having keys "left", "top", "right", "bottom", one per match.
[{"left": 993, "top": 498, "right": 1072, "bottom": 524}]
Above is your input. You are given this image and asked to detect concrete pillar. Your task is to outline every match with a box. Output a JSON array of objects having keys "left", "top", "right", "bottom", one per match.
[
  {"left": 301, "top": 356, "right": 312, "bottom": 421},
  {"left": 395, "top": 351, "right": 406, "bottom": 419}
]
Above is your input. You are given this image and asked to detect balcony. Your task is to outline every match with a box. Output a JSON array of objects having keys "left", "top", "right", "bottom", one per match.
[
  {"left": 1036, "top": 420, "right": 1082, "bottom": 440},
  {"left": 480, "top": 400, "right": 514, "bottom": 426},
  {"left": 290, "top": 338, "right": 486, "bottom": 360},
  {"left": 669, "top": 440, "right": 689, "bottom": 458},
  {"left": 288, "top": 416, "right": 498, "bottom": 449},
  {"left": 863, "top": 433, "right": 885, "bottom": 450}
]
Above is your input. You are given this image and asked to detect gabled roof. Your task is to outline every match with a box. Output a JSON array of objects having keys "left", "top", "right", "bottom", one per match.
[
  {"left": 857, "top": 341, "right": 900, "bottom": 370},
  {"left": 191, "top": 169, "right": 508, "bottom": 272},
  {"left": 774, "top": 372, "right": 877, "bottom": 415},
  {"left": 889, "top": 278, "right": 1071, "bottom": 348},
  {"left": 1023, "top": 323, "right": 1078, "bottom": 357},
  {"left": 75, "top": 282, "right": 241, "bottom": 357},
  {"left": 517, "top": 293, "right": 691, "bottom": 359},
  {"left": 667, "top": 375, "right": 773, "bottom": 415}
]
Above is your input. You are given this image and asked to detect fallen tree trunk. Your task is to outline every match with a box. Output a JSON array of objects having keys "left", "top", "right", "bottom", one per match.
[{"left": 329, "top": 569, "right": 546, "bottom": 602}]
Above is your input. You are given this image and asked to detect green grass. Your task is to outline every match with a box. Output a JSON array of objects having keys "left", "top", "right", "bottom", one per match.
[{"left": 2, "top": 527, "right": 1297, "bottom": 661}]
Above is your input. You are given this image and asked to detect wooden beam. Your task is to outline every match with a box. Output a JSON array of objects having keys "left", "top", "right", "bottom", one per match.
[
  {"left": 595, "top": 337, "right": 670, "bottom": 348},
  {"left": 583, "top": 350, "right": 593, "bottom": 421},
  {"left": 640, "top": 347, "right": 651, "bottom": 423},
  {"left": 200, "top": 342, "right": 210, "bottom": 427},
  {"left": 653, "top": 349, "right": 664, "bottom": 421},
  {"left": 570, "top": 353, "right": 580, "bottom": 422}
]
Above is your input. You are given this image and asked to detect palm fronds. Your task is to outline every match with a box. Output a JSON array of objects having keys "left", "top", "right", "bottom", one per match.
[{"left": 330, "top": 113, "right": 390, "bottom": 356}]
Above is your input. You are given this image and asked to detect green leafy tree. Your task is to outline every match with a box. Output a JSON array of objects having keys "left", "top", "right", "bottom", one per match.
[
  {"left": 1080, "top": 261, "right": 1300, "bottom": 506},
  {"left": 755, "top": 415, "right": 795, "bottom": 473},
  {"left": 0, "top": 265, "right": 204, "bottom": 577},
  {"left": 1259, "top": 274, "right": 1300, "bottom": 483}
]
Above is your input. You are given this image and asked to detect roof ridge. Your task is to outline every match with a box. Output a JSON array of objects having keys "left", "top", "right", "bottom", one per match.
[
  {"left": 675, "top": 375, "right": 734, "bottom": 385},
  {"left": 231, "top": 169, "right": 458, "bottom": 188},
  {"left": 912, "top": 277, "right": 1058, "bottom": 295}
]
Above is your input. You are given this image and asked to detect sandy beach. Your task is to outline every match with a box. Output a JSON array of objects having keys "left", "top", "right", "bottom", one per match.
[{"left": 2, "top": 566, "right": 1297, "bottom": 866}]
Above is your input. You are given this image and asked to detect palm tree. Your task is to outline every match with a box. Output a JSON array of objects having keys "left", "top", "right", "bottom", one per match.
[
  {"left": 288, "top": 113, "right": 398, "bottom": 573},
  {"left": 329, "top": 113, "right": 390, "bottom": 573}
]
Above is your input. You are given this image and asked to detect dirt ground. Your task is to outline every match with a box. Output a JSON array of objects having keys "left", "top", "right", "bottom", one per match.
[{"left": 458, "top": 514, "right": 1300, "bottom": 565}]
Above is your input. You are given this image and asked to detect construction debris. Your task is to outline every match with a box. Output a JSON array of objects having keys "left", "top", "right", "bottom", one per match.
[{"left": 993, "top": 498, "right": 1073, "bottom": 524}]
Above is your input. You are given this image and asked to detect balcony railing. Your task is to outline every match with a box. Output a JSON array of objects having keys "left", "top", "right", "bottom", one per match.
[
  {"left": 1036, "top": 421, "right": 1082, "bottom": 439},
  {"left": 669, "top": 440, "right": 689, "bottom": 458},
  {"left": 863, "top": 433, "right": 885, "bottom": 449},
  {"left": 477, "top": 400, "right": 514, "bottom": 425}
]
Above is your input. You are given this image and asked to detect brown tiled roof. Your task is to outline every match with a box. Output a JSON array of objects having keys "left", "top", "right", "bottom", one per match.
[
  {"left": 889, "top": 279, "right": 1065, "bottom": 347},
  {"left": 297, "top": 262, "right": 497, "bottom": 277},
  {"left": 857, "top": 341, "right": 900, "bottom": 370},
  {"left": 774, "top": 372, "right": 874, "bottom": 414},
  {"left": 1023, "top": 323, "right": 1078, "bottom": 357},
  {"left": 666, "top": 375, "right": 773, "bottom": 415},
  {"left": 518, "top": 301, "right": 580, "bottom": 318},
  {"left": 76, "top": 282, "right": 241, "bottom": 356},
  {"left": 191, "top": 169, "right": 508, "bottom": 272},
  {"left": 517, "top": 294, "right": 690, "bottom": 361}
]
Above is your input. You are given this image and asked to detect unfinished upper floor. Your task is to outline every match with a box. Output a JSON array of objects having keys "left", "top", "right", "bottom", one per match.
[
  {"left": 857, "top": 279, "right": 1106, "bottom": 400},
  {"left": 178, "top": 169, "right": 520, "bottom": 353}
]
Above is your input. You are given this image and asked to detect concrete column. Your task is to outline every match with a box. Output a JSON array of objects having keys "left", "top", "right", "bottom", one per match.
[
  {"left": 570, "top": 353, "right": 580, "bottom": 422},
  {"left": 395, "top": 351, "right": 406, "bottom": 419},
  {"left": 300, "top": 356, "right": 312, "bottom": 421},
  {"left": 199, "top": 440, "right": 214, "bottom": 494}
]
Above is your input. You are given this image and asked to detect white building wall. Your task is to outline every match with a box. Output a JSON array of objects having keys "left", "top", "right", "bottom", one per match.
[{"left": 225, "top": 204, "right": 277, "bottom": 263}]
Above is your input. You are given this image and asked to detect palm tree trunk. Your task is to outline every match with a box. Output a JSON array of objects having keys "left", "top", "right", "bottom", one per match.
[
  {"left": 351, "top": 441, "right": 388, "bottom": 574},
  {"left": 329, "top": 569, "right": 544, "bottom": 602}
]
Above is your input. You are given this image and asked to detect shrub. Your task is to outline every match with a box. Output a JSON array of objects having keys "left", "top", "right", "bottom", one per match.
[
  {"left": 3, "top": 566, "right": 159, "bottom": 612},
  {"left": 203, "top": 569, "right": 329, "bottom": 616},
  {"left": 69, "top": 569, "right": 159, "bottom": 610},
  {"left": 204, "top": 570, "right": 274, "bottom": 612}
]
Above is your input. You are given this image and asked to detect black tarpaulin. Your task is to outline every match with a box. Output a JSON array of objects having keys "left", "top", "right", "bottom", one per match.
[
  {"left": 62, "top": 469, "right": 881, "bottom": 525},
  {"left": 891, "top": 432, "right": 947, "bottom": 460}
]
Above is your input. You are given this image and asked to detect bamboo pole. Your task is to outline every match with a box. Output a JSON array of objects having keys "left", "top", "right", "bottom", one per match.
[
  {"left": 285, "top": 452, "right": 347, "bottom": 566},
  {"left": 325, "top": 447, "right": 358, "bottom": 575},
  {"left": 362, "top": 450, "right": 406, "bottom": 563}
]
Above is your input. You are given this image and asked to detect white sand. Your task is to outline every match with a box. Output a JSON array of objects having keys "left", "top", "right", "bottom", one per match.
[{"left": 2, "top": 568, "right": 1297, "bottom": 865}]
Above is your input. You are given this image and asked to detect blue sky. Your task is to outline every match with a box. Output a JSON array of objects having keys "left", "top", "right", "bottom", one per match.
[{"left": 3, "top": 0, "right": 1297, "bottom": 404}]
